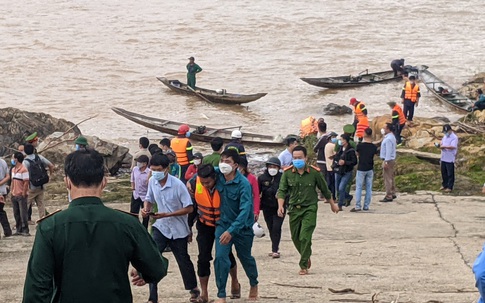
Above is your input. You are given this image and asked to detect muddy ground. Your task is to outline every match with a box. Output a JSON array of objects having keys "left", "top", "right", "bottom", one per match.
[{"left": 1, "top": 191, "right": 484, "bottom": 303}]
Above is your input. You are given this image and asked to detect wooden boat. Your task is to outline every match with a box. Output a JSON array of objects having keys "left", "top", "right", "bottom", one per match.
[
  {"left": 419, "top": 68, "right": 474, "bottom": 113},
  {"left": 300, "top": 69, "right": 401, "bottom": 89},
  {"left": 112, "top": 107, "right": 284, "bottom": 146},
  {"left": 157, "top": 77, "right": 267, "bottom": 104}
]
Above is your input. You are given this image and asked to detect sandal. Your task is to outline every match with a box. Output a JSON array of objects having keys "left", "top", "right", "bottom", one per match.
[
  {"left": 267, "top": 252, "right": 274, "bottom": 257},
  {"left": 299, "top": 269, "right": 308, "bottom": 275},
  {"left": 230, "top": 283, "right": 241, "bottom": 299},
  {"left": 272, "top": 252, "right": 280, "bottom": 259},
  {"left": 190, "top": 289, "right": 202, "bottom": 303}
]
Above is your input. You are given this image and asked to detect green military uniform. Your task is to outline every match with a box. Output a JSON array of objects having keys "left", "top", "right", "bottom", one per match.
[
  {"left": 23, "top": 197, "right": 168, "bottom": 303},
  {"left": 186, "top": 63, "right": 202, "bottom": 89},
  {"left": 277, "top": 165, "right": 331, "bottom": 270},
  {"left": 202, "top": 152, "right": 221, "bottom": 167}
]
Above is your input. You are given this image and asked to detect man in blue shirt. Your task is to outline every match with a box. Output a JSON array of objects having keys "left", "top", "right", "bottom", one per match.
[
  {"left": 214, "top": 150, "right": 258, "bottom": 303},
  {"left": 278, "top": 136, "right": 298, "bottom": 169},
  {"left": 142, "top": 153, "right": 201, "bottom": 303},
  {"left": 379, "top": 123, "right": 397, "bottom": 202}
]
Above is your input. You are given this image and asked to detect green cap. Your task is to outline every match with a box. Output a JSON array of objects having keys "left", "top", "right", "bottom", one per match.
[
  {"left": 74, "top": 136, "right": 88, "bottom": 146},
  {"left": 343, "top": 124, "right": 355, "bottom": 134},
  {"left": 25, "top": 132, "right": 38, "bottom": 142}
]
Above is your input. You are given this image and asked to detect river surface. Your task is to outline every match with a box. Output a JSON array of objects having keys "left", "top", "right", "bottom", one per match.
[{"left": 1, "top": 0, "right": 484, "bottom": 150}]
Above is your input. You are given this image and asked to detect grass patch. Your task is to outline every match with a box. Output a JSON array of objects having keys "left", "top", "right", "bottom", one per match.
[{"left": 103, "top": 177, "right": 132, "bottom": 203}]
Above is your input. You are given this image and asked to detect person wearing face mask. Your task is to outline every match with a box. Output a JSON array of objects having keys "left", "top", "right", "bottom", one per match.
[
  {"left": 185, "top": 152, "right": 204, "bottom": 181},
  {"left": 257, "top": 157, "right": 284, "bottom": 258},
  {"left": 130, "top": 155, "right": 150, "bottom": 229},
  {"left": 324, "top": 132, "right": 338, "bottom": 201},
  {"left": 214, "top": 150, "right": 259, "bottom": 302},
  {"left": 74, "top": 136, "right": 89, "bottom": 152},
  {"left": 333, "top": 134, "right": 358, "bottom": 211},
  {"left": 379, "top": 123, "right": 397, "bottom": 202},
  {"left": 23, "top": 149, "right": 167, "bottom": 303},
  {"left": 437, "top": 124, "right": 458, "bottom": 193},
  {"left": 277, "top": 146, "right": 339, "bottom": 275},
  {"left": 238, "top": 158, "right": 260, "bottom": 222},
  {"left": 166, "top": 150, "right": 182, "bottom": 179},
  {"left": 132, "top": 137, "right": 151, "bottom": 169},
  {"left": 141, "top": 153, "right": 202, "bottom": 303},
  {"left": 171, "top": 124, "right": 194, "bottom": 184}
]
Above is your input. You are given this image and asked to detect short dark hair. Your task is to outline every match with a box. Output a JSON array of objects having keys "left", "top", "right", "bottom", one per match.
[
  {"left": 386, "top": 123, "right": 395, "bottom": 132},
  {"left": 197, "top": 164, "right": 216, "bottom": 179},
  {"left": 478, "top": 89, "right": 483, "bottom": 95},
  {"left": 136, "top": 155, "right": 149, "bottom": 163},
  {"left": 364, "top": 128, "right": 373, "bottom": 136},
  {"left": 139, "top": 137, "right": 150, "bottom": 149},
  {"left": 285, "top": 137, "right": 298, "bottom": 147},
  {"left": 409, "top": 75, "right": 416, "bottom": 80},
  {"left": 318, "top": 121, "right": 327, "bottom": 133},
  {"left": 221, "top": 149, "right": 240, "bottom": 165},
  {"left": 150, "top": 148, "right": 163, "bottom": 156},
  {"left": 24, "top": 144, "right": 35, "bottom": 155},
  {"left": 292, "top": 145, "right": 307, "bottom": 157},
  {"left": 64, "top": 149, "right": 105, "bottom": 188},
  {"left": 150, "top": 153, "right": 170, "bottom": 168},
  {"left": 159, "top": 138, "right": 171, "bottom": 148},
  {"left": 148, "top": 144, "right": 159, "bottom": 154},
  {"left": 14, "top": 152, "right": 24, "bottom": 163},
  {"left": 211, "top": 137, "right": 224, "bottom": 152}
]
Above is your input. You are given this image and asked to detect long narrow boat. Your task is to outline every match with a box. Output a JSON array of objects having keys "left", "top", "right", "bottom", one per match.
[
  {"left": 112, "top": 107, "right": 284, "bottom": 146},
  {"left": 300, "top": 69, "right": 401, "bottom": 89},
  {"left": 157, "top": 77, "right": 267, "bottom": 105},
  {"left": 419, "top": 68, "right": 474, "bottom": 113}
]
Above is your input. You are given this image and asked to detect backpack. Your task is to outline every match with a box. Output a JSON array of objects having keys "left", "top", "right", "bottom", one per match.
[{"left": 26, "top": 155, "right": 49, "bottom": 187}]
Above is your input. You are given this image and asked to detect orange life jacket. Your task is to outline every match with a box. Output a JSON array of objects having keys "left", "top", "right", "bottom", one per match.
[
  {"left": 392, "top": 104, "right": 407, "bottom": 125},
  {"left": 404, "top": 82, "right": 420, "bottom": 102},
  {"left": 171, "top": 137, "right": 190, "bottom": 165},
  {"left": 355, "top": 115, "right": 369, "bottom": 139},
  {"left": 354, "top": 102, "right": 367, "bottom": 121},
  {"left": 300, "top": 116, "right": 318, "bottom": 138},
  {"left": 195, "top": 177, "right": 221, "bottom": 227}
]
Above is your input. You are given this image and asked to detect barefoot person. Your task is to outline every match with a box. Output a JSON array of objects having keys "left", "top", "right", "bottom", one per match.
[
  {"left": 23, "top": 149, "right": 167, "bottom": 302},
  {"left": 277, "top": 146, "right": 339, "bottom": 275},
  {"left": 214, "top": 150, "right": 258, "bottom": 302}
]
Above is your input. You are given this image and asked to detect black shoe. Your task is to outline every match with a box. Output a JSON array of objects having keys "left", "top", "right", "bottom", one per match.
[
  {"left": 4, "top": 233, "right": 12, "bottom": 238},
  {"left": 350, "top": 208, "right": 361, "bottom": 212},
  {"left": 338, "top": 206, "right": 343, "bottom": 211},
  {"left": 345, "top": 195, "right": 353, "bottom": 207},
  {"left": 363, "top": 208, "right": 369, "bottom": 211},
  {"left": 392, "top": 195, "right": 397, "bottom": 199},
  {"left": 20, "top": 232, "right": 31, "bottom": 237},
  {"left": 12, "top": 232, "right": 21, "bottom": 236},
  {"left": 379, "top": 197, "right": 393, "bottom": 202}
]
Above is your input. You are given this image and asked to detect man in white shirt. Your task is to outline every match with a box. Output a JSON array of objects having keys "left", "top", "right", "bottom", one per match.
[{"left": 278, "top": 137, "right": 298, "bottom": 168}]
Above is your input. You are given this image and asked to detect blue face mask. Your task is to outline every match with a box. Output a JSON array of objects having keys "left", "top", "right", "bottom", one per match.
[
  {"left": 445, "top": 133, "right": 450, "bottom": 137},
  {"left": 338, "top": 139, "right": 343, "bottom": 146},
  {"left": 186, "top": 131, "right": 191, "bottom": 138},
  {"left": 75, "top": 144, "right": 80, "bottom": 151},
  {"left": 11, "top": 159, "right": 16, "bottom": 166},
  {"left": 152, "top": 171, "right": 166, "bottom": 181},
  {"left": 292, "top": 159, "right": 305, "bottom": 169},
  {"left": 331, "top": 137, "right": 337, "bottom": 144}
]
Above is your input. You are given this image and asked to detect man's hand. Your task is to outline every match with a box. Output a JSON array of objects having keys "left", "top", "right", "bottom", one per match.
[
  {"left": 415, "top": 101, "right": 419, "bottom": 107},
  {"left": 186, "top": 181, "right": 193, "bottom": 193},
  {"left": 277, "top": 206, "right": 285, "bottom": 217},
  {"left": 338, "top": 159, "right": 345, "bottom": 165},
  {"left": 330, "top": 201, "right": 339, "bottom": 214},
  {"left": 383, "top": 162, "right": 389, "bottom": 169},
  {"left": 219, "top": 231, "right": 232, "bottom": 245},
  {"left": 141, "top": 208, "right": 150, "bottom": 218},
  {"left": 188, "top": 231, "right": 193, "bottom": 243},
  {"left": 152, "top": 212, "right": 168, "bottom": 220},
  {"left": 130, "top": 269, "right": 146, "bottom": 286}
]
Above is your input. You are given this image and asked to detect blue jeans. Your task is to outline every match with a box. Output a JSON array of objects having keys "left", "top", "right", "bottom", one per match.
[
  {"left": 355, "top": 170, "right": 374, "bottom": 210},
  {"left": 335, "top": 171, "right": 353, "bottom": 208}
]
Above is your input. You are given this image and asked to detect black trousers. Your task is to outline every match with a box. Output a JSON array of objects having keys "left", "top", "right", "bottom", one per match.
[
  {"left": 0, "top": 199, "right": 12, "bottom": 237},
  {"left": 196, "top": 220, "right": 236, "bottom": 277},
  {"left": 326, "top": 171, "right": 336, "bottom": 200},
  {"left": 441, "top": 161, "right": 455, "bottom": 190},
  {"left": 394, "top": 123, "right": 405, "bottom": 144},
  {"left": 262, "top": 207, "right": 285, "bottom": 253},
  {"left": 403, "top": 100, "right": 416, "bottom": 121},
  {"left": 130, "top": 195, "right": 149, "bottom": 229},
  {"left": 149, "top": 227, "right": 198, "bottom": 303},
  {"left": 11, "top": 196, "right": 29, "bottom": 234}
]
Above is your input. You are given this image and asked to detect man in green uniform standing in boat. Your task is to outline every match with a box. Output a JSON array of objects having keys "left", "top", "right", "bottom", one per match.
[{"left": 187, "top": 56, "right": 202, "bottom": 89}]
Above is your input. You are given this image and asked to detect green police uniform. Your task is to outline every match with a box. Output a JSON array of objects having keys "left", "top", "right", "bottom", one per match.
[
  {"left": 202, "top": 152, "right": 221, "bottom": 167},
  {"left": 23, "top": 197, "right": 168, "bottom": 303},
  {"left": 277, "top": 165, "right": 331, "bottom": 270},
  {"left": 186, "top": 63, "right": 202, "bottom": 89}
]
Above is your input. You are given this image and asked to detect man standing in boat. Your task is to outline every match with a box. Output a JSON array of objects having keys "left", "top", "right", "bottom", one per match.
[
  {"left": 187, "top": 57, "right": 203, "bottom": 89},
  {"left": 401, "top": 75, "right": 420, "bottom": 122},
  {"left": 390, "top": 59, "right": 405, "bottom": 77}
]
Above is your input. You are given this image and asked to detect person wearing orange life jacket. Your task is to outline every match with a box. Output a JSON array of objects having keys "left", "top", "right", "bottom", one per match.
[
  {"left": 171, "top": 124, "right": 194, "bottom": 184},
  {"left": 225, "top": 130, "right": 247, "bottom": 161},
  {"left": 187, "top": 164, "right": 239, "bottom": 303},
  {"left": 299, "top": 116, "right": 320, "bottom": 138},
  {"left": 401, "top": 75, "right": 421, "bottom": 122},
  {"left": 355, "top": 115, "right": 370, "bottom": 141},
  {"left": 349, "top": 98, "right": 368, "bottom": 139},
  {"left": 388, "top": 101, "right": 407, "bottom": 145}
]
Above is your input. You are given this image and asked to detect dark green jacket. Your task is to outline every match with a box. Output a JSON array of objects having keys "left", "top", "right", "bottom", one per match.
[{"left": 23, "top": 197, "right": 167, "bottom": 303}]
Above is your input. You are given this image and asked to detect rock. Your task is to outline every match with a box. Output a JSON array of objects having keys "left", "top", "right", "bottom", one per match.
[
  {"left": 39, "top": 133, "right": 132, "bottom": 176},
  {"left": 472, "top": 110, "right": 485, "bottom": 123},
  {"left": 459, "top": 72, "right": 485, "bottom": 98},
  {"left": 322, "top": 103, "right": 353, "bottom": 115},
  {"left": 0, "top": 107, "right": 80, "bottom": 156}
]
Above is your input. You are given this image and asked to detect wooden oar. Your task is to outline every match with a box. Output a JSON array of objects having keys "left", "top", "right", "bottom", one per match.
[{"left": 187, "top": 86, "right": 213, "bottom": 104}]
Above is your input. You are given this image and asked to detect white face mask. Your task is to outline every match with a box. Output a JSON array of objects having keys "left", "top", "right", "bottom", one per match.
[
  {"left": 194, "top": 159, "right": 202, "bottom": 166},
  {"left": 381, "top": 128, "right": 386, "bottom": 135},
  {"left": 219, "top": 163, "right": 233, "bottom": 175},
  {"left": 136, "top": 162, "right": 145, "bottom": 169},
  {"left": 268, "top": 168, "right": 278, "bottom": 176}
]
